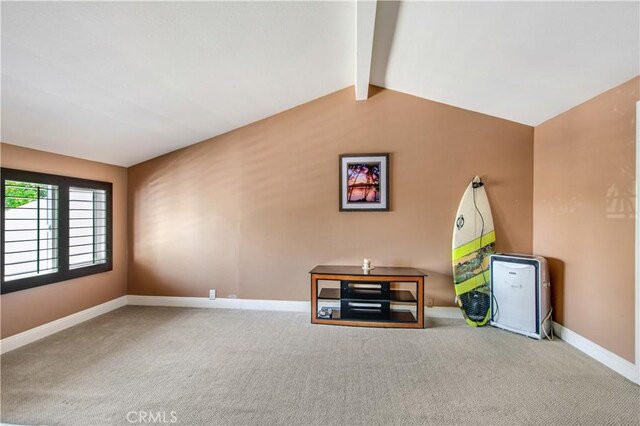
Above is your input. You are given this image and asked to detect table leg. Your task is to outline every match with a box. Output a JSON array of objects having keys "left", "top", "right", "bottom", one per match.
[{"left": 311, "top": 274, "right": 318, "bottom": 324}]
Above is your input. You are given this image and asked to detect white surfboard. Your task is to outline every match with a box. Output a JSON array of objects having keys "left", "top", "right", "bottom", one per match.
[{"left": 451, "top": 176, "right": 495, "bottom": 326}]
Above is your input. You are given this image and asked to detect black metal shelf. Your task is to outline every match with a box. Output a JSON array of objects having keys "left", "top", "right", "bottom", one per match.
[
  {"left": 318, "top": 288, "right": 417, "bottom": 303},
  {"left": 318, "top": 308, "right": 416, "bottom": 323}
]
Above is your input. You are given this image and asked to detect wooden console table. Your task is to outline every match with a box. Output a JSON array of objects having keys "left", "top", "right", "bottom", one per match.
[{"left": 310, "top": 265, "right": 427, "bottom": 328}]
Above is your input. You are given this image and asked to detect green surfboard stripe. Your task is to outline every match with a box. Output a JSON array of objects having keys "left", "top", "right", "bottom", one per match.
[
  {"left": 452, "top": 230, "right": 496, "bottom": 261},
  {"left": 454, "top": 269, "right": 491, "bottom": 295}
]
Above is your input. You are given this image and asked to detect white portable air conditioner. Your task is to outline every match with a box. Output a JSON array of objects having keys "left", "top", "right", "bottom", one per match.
[{"left": 489, "top": 254, "right": 551, "bottom": 339}]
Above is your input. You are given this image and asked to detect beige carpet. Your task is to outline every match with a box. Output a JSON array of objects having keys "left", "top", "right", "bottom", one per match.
[{"left": 1, "top": 306, "right": 638, "bottom": 425}]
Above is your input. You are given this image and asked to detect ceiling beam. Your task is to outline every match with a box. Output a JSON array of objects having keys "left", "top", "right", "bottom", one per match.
[{"left": 355, "top": 0, "right": 377, "bottom": 101}]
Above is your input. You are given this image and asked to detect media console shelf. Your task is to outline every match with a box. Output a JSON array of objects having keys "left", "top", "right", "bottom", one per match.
[{"left": 310, "top": 265, "right": 427, "bottom": 328}]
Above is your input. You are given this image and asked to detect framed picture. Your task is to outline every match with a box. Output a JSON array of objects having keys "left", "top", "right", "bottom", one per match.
[{"left": 339, "top": 153, "right": 389, "bottom": 211}]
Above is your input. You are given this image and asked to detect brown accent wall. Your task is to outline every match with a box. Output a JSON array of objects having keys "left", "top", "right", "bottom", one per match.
[
  {"left": 0, "top": 143, "right": 127, "bottom": 338},
  {"left": 128, "top": 87, "right": 534, "bottom": 307},
  {"left": 533, "top": 76, "right": 639, "bottom": 362}
]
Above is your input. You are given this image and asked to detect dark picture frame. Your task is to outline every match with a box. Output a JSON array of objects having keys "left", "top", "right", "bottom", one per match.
[{"left": 339, "top": 153, "right": 389, "bottom": 211}]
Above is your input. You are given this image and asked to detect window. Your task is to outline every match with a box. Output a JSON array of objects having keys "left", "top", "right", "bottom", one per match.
[
  {"left": 69, "top": 187, "right": 108, "bottom": 269},
  {"left": 3, "top": 180, "right": 59, "bottom": 282},
  {"left": 1, "top": 169, "right": 112, "bottom": 294}
]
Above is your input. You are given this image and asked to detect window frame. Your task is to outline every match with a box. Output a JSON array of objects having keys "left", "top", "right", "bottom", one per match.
[{"left": 1, "top": 168, "right": 113, "bottom": 294}]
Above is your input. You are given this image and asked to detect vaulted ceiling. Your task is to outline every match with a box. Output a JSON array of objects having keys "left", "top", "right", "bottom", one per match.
[
  {"left": 2, "top": 1, "right": 638, "bottom": 167},
  {"left": 371, "top": 1, "right": 639, "bottom": 126}
]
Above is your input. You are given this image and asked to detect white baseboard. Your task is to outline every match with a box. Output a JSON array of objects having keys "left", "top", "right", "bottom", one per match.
[
  {"left": 127, "top": 295, "right": 310, "bottom": 312},
  {"left": 425, "top": 306, "right": 461, "bottom": 319},
  {"left": 0, "top": 295, "right": 128, "bottom": 355},
  {"left": 553, "top": 322, "right": 639, "bottom": 384},
  {"left": 129, "top": 295, "right": 463, "bottom": 319}
]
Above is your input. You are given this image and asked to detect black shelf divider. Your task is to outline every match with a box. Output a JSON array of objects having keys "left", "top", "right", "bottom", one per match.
[
  {"left": 318, "top": 288, "right": 417, "bottom": 303},
  {"left": 320, "top": 308, "right": 417, "bottom": 323}
]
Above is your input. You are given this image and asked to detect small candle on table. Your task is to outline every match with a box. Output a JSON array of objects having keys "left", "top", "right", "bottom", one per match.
[{"left": 363, "top": 258, "right": 371, "bottom": 269}]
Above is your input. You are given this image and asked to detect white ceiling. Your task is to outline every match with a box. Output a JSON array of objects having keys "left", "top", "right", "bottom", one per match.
[
  {"left": 371, "top": 1, "right": 639, "bottom": 126},
  {"left": 1, "top": 2, "right": 355, "bottom": 166},
  {"left": 1, "top": 1, "right": 638, "bottom": 167}
]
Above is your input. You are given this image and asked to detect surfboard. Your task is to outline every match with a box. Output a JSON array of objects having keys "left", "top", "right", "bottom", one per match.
[{"left": 452, "top": 176, "right": 495, "bottom": 327}]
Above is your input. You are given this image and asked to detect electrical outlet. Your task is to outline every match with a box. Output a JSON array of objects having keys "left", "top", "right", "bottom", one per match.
[
  {"left": 228, "top": 294, "right": 237, "bottom": 299},
  {"left": 209, "top": 289, "right": 216, "bottom": 300},
  {"left": 426, "top": 298, "right": 434, "bottom": 307}
]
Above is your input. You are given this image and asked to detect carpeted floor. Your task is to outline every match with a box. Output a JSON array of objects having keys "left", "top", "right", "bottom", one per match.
[{"left": 1, "top": 306, "right": 638, "bottom": 426}]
